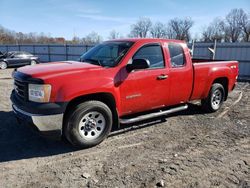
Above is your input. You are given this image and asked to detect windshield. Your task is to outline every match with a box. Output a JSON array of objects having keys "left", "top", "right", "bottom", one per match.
[{"left": 80, "top": 41, "right": 134, "bottom": 67}]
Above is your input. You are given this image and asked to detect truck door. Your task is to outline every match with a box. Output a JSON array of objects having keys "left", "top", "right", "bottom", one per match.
[
  {"left": 119, "top": 43, "right": 170, "bottom": 115},
  {"left": 166, "top": 43, "right": 193, "bottom": 106}
]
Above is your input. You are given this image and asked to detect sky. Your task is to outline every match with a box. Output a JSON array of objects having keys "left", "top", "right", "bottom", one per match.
[{"left": 0, "top": 0, "right": 249, "bottom": 40}]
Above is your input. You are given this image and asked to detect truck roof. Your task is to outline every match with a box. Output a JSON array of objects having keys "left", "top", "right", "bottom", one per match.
[{"left": 107, "top": 38, "right": 185, "bottom": 44}]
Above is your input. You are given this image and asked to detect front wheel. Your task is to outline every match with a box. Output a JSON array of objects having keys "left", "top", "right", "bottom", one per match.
[
  {"left": 0, "top": 61, "right": 7, "bottom": 69},
  {"left": 201, "top": 83, "right": 225, "bottom": 112},
  {"left": 64, "top": 101, "right": 112, "bottom": 148}
]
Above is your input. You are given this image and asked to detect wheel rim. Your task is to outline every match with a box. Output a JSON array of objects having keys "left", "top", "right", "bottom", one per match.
[
  {"left": 211, "top": 89, "right": 222, "bottom": 110},
  {"left": 78, "top": 111, "right": 106, "bottom": 141},
  {"left": 0, "top": 62, "right": 7, "bottom": 69},
  {"left": 31, "top": 60, "right": 36, "bottom": 65}
]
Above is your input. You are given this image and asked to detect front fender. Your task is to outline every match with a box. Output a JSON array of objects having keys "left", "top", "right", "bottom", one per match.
[{"left": 52, "top": 77, "right": 122, "bottom": 114}]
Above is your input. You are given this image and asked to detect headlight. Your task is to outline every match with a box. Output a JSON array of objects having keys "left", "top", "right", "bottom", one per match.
[{"left": 28, "top": 84, "right": 51, "bottom": 103}]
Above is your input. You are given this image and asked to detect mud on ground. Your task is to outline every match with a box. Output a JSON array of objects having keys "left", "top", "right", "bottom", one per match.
[{"left": 0, "top": 69, "right": 249, "bottom": 188}]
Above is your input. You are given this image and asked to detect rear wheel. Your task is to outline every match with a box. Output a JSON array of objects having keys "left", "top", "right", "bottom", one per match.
[
  {"left": 0, "top": 61, "right": 7, "bottom": 69},
  {"left": 201, "top": 83, "right": 225, "bottom": 112},
  {"left": 64, "top": 100, "right": 112, "bottom": 148}
]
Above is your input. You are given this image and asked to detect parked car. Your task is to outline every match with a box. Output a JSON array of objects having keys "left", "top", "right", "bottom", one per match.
[
  {"left": 11, "top": 38, "right": 238, "bottom": 148},
  {"left": 0, "top": 51, "right": 39, "bottom": 69}
]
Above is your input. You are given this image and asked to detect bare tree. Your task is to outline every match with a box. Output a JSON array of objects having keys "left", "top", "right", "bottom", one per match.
[
  {"left": 130, "top": 17, "right": 152, "bottom": 38},
  {"left": 224, "top": 9, "right": 246, "bottom": 42},
  {"left": 82, "top": 31, "right": 102, "bottom": 45},
  {"left": 71, "top": 36, "right": 81, "bottom": 44},
  {"left": 0, "top": 25, "right": 103, "bottom": 45},
  {"left": 109, "top": 30, "right": 120, "bottom": 39},
  {"left": 168, "top": 18, "right": 194, "bottom": 41},
  {"left": 201, "top": 18, "right": 225, "bottom": 42},
  {"left": 0, "top": 25, "right": 15, "bottom": 44},
  {"left": 165, "top": 26, "right": 175, "bottom": 39},
  {"left": 150, "top": 22, "right": 167, "bottom": 38},
  {"left": 0, "top": 25, "right": 64, "bottom": 44},
  {"left": 239, "top": 11, "right": 250, "bottom": 42}
]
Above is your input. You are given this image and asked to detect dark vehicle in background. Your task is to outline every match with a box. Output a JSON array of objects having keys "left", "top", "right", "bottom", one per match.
[{"left": 0, "top": 51, "right": 39, "bottom": 69}]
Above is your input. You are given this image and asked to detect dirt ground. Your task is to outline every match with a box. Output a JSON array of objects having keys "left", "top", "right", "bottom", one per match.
[{"left": 0, "top": 68, "right": 249, "bottom": 188}]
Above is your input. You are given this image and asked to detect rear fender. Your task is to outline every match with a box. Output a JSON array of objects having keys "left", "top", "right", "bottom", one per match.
[{"left": 202, "top": 67, "right": 231, "bottom": 99}]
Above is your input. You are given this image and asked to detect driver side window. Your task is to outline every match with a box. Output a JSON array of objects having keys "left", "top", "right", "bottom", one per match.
[{"left": 133, "top": 44, "right": 164, "bottom": 68}]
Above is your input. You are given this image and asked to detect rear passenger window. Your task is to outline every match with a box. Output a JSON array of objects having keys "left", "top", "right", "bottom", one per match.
[
  {"left": 133, "top": 45, "right": 164, "bottom": 68},
  {"left": 168, "top": 43, "right": 185, "bottom": 67}
]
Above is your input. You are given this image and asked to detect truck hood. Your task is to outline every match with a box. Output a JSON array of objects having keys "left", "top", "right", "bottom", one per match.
[{"left": 18, "top": 61, "right": 103, "bottom": 79}]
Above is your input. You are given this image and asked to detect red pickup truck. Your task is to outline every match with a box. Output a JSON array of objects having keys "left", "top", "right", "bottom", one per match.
[{"left": 11, "top": 38, "right": 238, "bottom": 148}]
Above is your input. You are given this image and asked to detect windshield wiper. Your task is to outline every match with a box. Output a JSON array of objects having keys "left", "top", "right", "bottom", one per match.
[{"left": 82, "top": 58, "right": 102, "bottom": 66}]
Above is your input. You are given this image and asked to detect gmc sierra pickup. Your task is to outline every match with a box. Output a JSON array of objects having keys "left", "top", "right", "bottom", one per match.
[{"left": 11, "top": 38, "right": 238, "bottom": 148}]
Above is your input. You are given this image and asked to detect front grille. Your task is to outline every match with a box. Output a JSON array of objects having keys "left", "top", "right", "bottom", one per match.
[{"left": 14, "top": 79, "right": 27, "bottom": 100}]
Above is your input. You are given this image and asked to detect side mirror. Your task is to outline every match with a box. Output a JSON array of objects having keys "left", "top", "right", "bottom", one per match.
[{"left": 126, "top": 58, "right": 150, "bottom": 72}]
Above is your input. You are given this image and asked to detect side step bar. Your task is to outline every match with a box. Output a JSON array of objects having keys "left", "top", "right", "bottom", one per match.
[{"left": 119, "top": 104, "right": 188, "bottom": 124}]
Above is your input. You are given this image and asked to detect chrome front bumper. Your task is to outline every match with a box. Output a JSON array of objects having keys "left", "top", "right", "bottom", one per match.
[{"left": 12, "top": 105, "right": 63, "bottom": 137}]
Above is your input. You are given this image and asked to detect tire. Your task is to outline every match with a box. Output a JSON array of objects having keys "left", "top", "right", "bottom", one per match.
[
  {"left": 64, "top": 100, "right": 113, "bottom": 148},
  {"left": 0, "top": 61, "right": 7, "bottom": 69},
  {"left": 30, "top": 60, "right": 37, "bottom": 65},
  {"left": 201, "top": 83, "right": 225, "bottom": 112}
]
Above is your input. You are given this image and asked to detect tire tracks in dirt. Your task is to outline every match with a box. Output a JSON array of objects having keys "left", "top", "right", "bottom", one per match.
[{"left": 217, "top": 83, "right": 249, "bottom": 119}]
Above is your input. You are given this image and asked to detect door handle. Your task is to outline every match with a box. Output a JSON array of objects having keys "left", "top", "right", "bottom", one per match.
[{"left": 157, "top": 74, "right": 168, "bottom": 80}]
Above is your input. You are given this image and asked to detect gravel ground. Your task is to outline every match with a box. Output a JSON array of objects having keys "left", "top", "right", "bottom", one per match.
[{"left": 0, "top": 68, "right": 249, "bottom": 188}]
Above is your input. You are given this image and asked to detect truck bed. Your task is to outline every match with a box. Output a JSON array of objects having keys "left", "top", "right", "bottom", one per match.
[
  {"left": 190, "top": 59, "right": 238, "bottom": 101},
  {"left": 192, "top": 58, "right": 229, "bottom": 63}
]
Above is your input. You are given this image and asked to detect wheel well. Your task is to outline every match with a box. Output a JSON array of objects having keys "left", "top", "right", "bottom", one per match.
[
  {"left": 213, "top": 77, "right": 228, "bottom": 100},
  {"left": 63, "top": 93, "right": 119, "bottom": 131}
]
